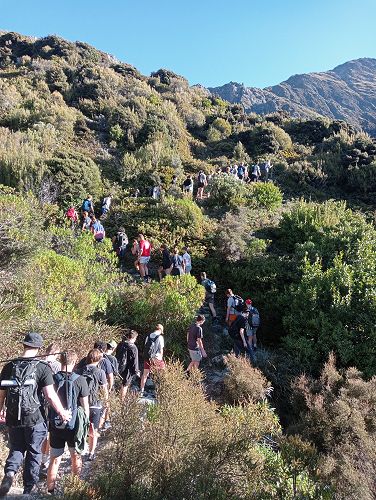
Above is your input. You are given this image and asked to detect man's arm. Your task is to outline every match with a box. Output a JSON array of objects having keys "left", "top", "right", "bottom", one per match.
[
  {"left": 197, "top": 338, "right": 207, "bottom": 358},
  {"left": 79, "top": 396, "right": 90, "bottom": 418},
  {"left": 239, "top": 328, "right": 247, "bottom": 348},
  {"left": 43, "top": 385, "right": 71, "bottom": 422},
  {"left": 107, "top": 372, "right": 114, "bottom": 392},
  {"left": 0, "top": 389, "right": 6, "bottom": 412}
]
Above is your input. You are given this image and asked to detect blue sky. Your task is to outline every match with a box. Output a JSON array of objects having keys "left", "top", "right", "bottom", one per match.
[{"left": 1, "top": 0, "right": 376, "bottom": 88}]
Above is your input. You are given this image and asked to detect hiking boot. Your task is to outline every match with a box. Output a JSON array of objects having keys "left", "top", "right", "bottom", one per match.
[
  {"left": 23, "top": 484, "right": 37, "bottom": 495},
  {"left": 0, "top": 472, "right": 14, "bottom": 497},
  {"left": 103, "top": 420, "right": 111, "bottom": 430},
  {"left": 88, "top": 453, "right": 95, "bottom": 462}
]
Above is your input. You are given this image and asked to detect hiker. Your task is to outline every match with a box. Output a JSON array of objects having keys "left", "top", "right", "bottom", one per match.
[
  {"left": 90, "top": 216, "right": 105, "bottom": 243},
  {"left": 187, "top": 315, "right": 206, "bottom": 372},
  {"left": 228, "top": 305, "right": 251, "bottom": 357},
  {"left": 264, "top": 159, "right": 272, "bottom": 181},
  {"left": 251, "top": 163, "right": 261, "bottom": 182},
  {"left": 46, "top": 350, "right": 89, "bottom": 495},
  {"left": 115, "top": 330, "right": 140, "bottom": 400},
  {"left": 170, "top": 247, "right": 184, "bottom": 276},
  {"left": 0, "top": 332, "right": 71, "bottom": 496},
  {"left": 81, "top": 195, "right": 94, "bottom": 215},
  {"left": 131, "top": 238, "right": 140, "bottom": 271},
  {"left": 76, "top": 342, "right": 114, "bottom": 394},
  {"left": 138, "top": 234, "right": 151, "bottom": 282},
  {"left": 140, "top": 324, "right": 165, "bottom": 396},
  {"left": 245, "top": 299, "right": 260, "bottom": 351},
  {"left": 40, "top": 343, "right": 62, "bottom": 471},
  {"left": 182, "top": 247, "right": 192, "bottom": 274},
  {"left": 78, "top": 349, "right": 108, "bottom": 461},
  {"left": 196, "top": 171, "right": 207, "bottom": 200},
  {"left": 182, "top": 175, "right": 194, "bottom": 195},
  {"left": 152, "top": 185, "right": 161, "bottom": 200},
  {"left": 101, "top": 195, "right": 112, "bottom": 216},
  {"left": 158, "top": 244, "right": 172, "bottom": 281},
  {"left": 237, "top": 164, "right": 245, "bottom": 181},
  {"left": 200, "top": 272, "right": 218, "bottom": 323},
  {"left": 66, "top": 206, "right": 78, "bottom": 229},
  {"left": 101, "top": 341, "right": 118, "bottom": 430},
  {"left": 112, "top": 227, "right": 128, "bottom": 272},
  {"left": 81, "top": 211, "right": 92, "bottom": 231},
  {"left": 225, "top": 289, "right": 244, "bottom": 326}
]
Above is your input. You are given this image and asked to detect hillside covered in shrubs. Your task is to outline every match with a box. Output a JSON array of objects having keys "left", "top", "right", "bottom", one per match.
[{"left": 0, "top": 31, "right": 375, "bottom": 499}]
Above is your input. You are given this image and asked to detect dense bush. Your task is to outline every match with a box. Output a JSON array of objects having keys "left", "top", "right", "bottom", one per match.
[
  {"left": 109, "top": 275, "right": 205, "bottom": 355},
  {"left": 248, "top": 182, "right": 283, "bottom": 211}
]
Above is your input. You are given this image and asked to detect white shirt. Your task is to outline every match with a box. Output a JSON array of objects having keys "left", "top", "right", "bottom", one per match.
[
  {"left": 102, "top": 196, "right": 111, "bottom": 209},
  {"left": 183, "top": 252, "right": 191, "bottom": 267}
]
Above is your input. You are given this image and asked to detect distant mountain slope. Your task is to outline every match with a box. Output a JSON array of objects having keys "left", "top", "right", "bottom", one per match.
[{"left": 209, "top": 58, "right": 376, "bottom": 135}]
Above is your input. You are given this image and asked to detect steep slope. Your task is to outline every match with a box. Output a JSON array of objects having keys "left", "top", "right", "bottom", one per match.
[{"left": 209, "top": 58, "right": 376, "bottom": 135}]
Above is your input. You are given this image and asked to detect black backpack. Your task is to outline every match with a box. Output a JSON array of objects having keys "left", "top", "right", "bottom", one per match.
[
  {"left": 228, "top": 316, "right": 243, "bottom": 339},
  {"left": 81, "top": 367, "right": 100, "bottom": 406},
  {"left": 4, "top": 359, "right": 41, "bottom": 424},
  {"left": 114, "top": 232, "right": 128, "bottom": 251},
  {"left": 104, "top": 353, "right": 119, "bottom": 376},
  {"left": 232, "top": 295, "right": 245, "bottom": 313},
  {"left": 143, "top": 334, "right": 160, "bottom": 360},
  {"left": 49, "top": 372, "right": 80, "bottom": 431}
]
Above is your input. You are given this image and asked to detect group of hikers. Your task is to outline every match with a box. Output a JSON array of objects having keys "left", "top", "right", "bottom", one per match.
[
  {"left": 65, "top": 195, "right": 111, "bottom": 242},
  {"left": 0, "top": 272, "right": 260, "bottom": 496}
]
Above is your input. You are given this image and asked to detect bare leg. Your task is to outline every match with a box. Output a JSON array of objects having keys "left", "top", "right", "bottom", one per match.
[
  {"left": 47, "top": 456, "right": 62, "bottom": 491},
  {"left": 120, "top": 385, "right": 129, "bottom": 401},
  {"left": 70, "top": 450, "right": 82, "bottom": 476},
  {"left": 209, "top": 303, "right": 217, "bottom": 318},
  {"left": 139, "top": 263, "right": 145, "bottom": 278},
  {"left": 140, "top": 369, "right": 150, "bottom": 392},
  {"left": 187, "top": 360, "right": 199, "bottom": 372},
  {"left": 88, "top": 425, "right": 98, "bottom": 455}
]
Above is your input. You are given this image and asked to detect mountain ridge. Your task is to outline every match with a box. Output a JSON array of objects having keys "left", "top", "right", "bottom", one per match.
[{"left": 208, "top": 58, "right": 376, "bottom": 135}]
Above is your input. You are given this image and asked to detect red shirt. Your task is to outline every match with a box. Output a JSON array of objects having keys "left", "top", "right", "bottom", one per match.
[{"left": 139, "top": 239, "right": 151, "bottom": 257}]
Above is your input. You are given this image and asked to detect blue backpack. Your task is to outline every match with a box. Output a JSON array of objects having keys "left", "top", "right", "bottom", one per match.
[
  {"left": 82, "top": 199, "right": 91, "bottom": 212},
  {"left": 49, "top": 372, "right": 80, "bottom": 431}
]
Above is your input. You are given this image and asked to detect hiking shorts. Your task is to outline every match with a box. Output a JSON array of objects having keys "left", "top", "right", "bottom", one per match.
[
  {"left": 89, "top": 407, "right": 103, "bottom": 430},
  {"left": 185, "top": 265, "right": 192, "bottom": 274},
  {"left": 143, "top": 359, "right": 165, "bottom": 370},
  {"left": 205, "top": 292, "right": 215, "bottom": 305},
  {"left": 189, "top": 349, "right": 202, "bottom": 362},
  {"left": 139, "top": 256, "right": 150, "bottom": 265},
  {"left": 50, "top": 428, "right": 76, "bottom": 457}
]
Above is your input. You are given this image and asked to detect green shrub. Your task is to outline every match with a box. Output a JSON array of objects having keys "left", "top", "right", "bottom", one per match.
[
  {"left": 109, "top": 274, "right": 205, "bottom": 356},
  {"left": 206, "top": 173, "right": 249, "bottom": 209},
  {"left": 248, "top": 182, "right": 283, "bottom": 211}
]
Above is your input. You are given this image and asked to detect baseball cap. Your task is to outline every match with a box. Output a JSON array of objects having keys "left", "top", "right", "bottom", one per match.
[
  {"left": 107, "top": 340, "right": 117, "bottom": 350},
  {"left": 23, "top": 332, "right": 43, "bottom": 348},
  {"left": 245, "top": 299, "right": 252, "bottom": 305}
]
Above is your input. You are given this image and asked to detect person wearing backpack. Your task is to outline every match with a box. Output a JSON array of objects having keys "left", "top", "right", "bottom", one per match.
[
  {"left": 225, "top": 289, "right": 244, "bottom": 326},
  {"left": 182, "top": 175, "right": 194, "bottom": 196},
  {"left": 245, "top": 298, "right": 260, "bottom": 351},
  {"left": 170, "top": 247, "right": 184, "bottom": 276},
  {"left": 66, "top": 206, "right": 78, "bottom": 229},
  {"left": 115, "top": 330, "right": 140, "bottom": 400},
  {"left": 101, "top": 195, "right": 112, "bottom": 216},
  {"left": 0, "top": 332, "right": 71, "bottom": 496},
  {"left": 228, "top": 306, "right": 251, "bottom": 357},
  {"left": 196, "top": 171, "right": 207, "bottom": 200},
  {"left": 112, "top": 228, "right": 128, "bottom": 272},
  {"left": 157, "top": 244, "right": 173, "bottom": 281},
  {"left": 90, "top": 217, "right": 105, "bottom": 243},
  {"left": 78, "top": 349, "right": 108, "bottom": 461},
  {"left": 76, "top": 342, "right": 114, "bottom": 394},
  {"left": 81, "top": 195, "right": 94, "bottom": 215},
  {"left": 46, "top": 350, "right": 89, "bottom": 495},
  {"left": 200, "top": 272, "right": 218, "bottom": 323},
  {"left": 187, "top": 315, "right": 206, "bottom": 372},
  {"left": 140, "top": 324, "right": 165, "bottom": 397}
]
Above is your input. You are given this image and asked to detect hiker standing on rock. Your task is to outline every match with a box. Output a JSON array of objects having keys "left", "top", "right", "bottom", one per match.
[
  {"left": 0, "top": 333, "right": 71, "bottom": 496},
  {"left": 187, "top": 315, "right": 206, "bottom": 372},
  {"left": 228, "top": 306, "right": 250, "bottom": 358},
  {"left": 138, "top": 234, "right": 151, "bottom": 283},
  {"left": 200, "top": 272, "right": 218, "bottom": 324},
  {"left": 115, "top": 330, "right": 140, "bottom": 400}
]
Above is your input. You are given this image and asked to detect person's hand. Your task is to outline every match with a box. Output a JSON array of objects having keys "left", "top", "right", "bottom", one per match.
[{"left": 60, "top": 409, "right": 72, "bottom": 423}]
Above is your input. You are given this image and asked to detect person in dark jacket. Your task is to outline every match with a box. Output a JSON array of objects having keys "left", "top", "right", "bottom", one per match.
[{"left": 115, "top": 331, "right": 140, "bottom": 400}]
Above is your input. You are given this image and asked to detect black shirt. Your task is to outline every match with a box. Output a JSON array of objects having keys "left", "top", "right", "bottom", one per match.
[
  {"left": 229, "top": 315, "right": 247, "bottom": 340},
  {"left": 162, "top": 249, "right": 172, "bottom": 269},
  {"left": 0, "top": 359, "right": 54, "bottom": 427},
  {"left": 76, "top": 356, "right": 113, "bottom": 378}
]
